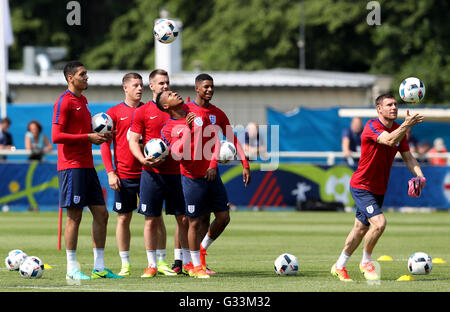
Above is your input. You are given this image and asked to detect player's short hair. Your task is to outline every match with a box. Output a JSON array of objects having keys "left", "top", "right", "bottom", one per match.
[
  {"left": 155, "top": 91, "right": 166, "bottom": 112},
  {"left": 375, "top": 93, "right": 395, "bottom": 106},
  {"left": 149, "top": 69, "right": 168, "bottom": 81},
  {"left": 63, "top": 61, "right": 84, "bottom": 81},
  {"left": 195, "top": 73, "right": 213, "bottom": 84},
  {"left": 122, "top": 72, "right": 142, "bottom": 85}
]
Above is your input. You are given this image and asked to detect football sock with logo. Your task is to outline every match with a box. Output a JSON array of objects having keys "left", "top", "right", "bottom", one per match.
[
  {"left": 174, "top": 248, "right": 182, "bottom": 262},
  {"left": 156, "top": 249, "right": 166, "bottom": 262}
]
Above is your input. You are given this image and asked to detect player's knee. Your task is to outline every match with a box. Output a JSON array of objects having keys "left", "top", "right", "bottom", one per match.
[{"left": 372, "top": 221, "right": 386, "bottom": 234}]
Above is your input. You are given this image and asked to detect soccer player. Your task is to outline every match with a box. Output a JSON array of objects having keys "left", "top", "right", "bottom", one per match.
[
  {"left": 331, "top": 94, "right": 426, "bottom": 282},
  {"left": 159, "top": 90, "right": 222, "bottom": 278},
  {"left": 187, "top": 73, "right": 251, "bottom": 274},
  {"left": 100, "top": 73, "right": 144, "bottom": 276},
  {"left": 51, "top": 61, "right": 122, "bottom": 280},
  {"left": 128, "top": 70, "right": 188, "bottom": 278}
]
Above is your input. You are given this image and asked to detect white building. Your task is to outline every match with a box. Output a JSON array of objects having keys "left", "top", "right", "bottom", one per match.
[{"left": 7, "top": 68, "right": 391, "bottom": 126}]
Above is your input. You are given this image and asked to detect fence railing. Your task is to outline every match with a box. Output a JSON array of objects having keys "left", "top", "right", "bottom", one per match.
[{"left": 2, "top": 149, "right": 450, "bottom": 166}]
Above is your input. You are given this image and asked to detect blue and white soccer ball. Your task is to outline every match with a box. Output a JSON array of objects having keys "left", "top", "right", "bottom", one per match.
[
  {"left": 274, "top": 253, "right": 299, "bottom": 276},
  {"left": 218, "top": 140, "right": 237, "bottom": 164},
  {"left": 153, "top": 19, "right": 179, "bottom": 44},
  {"left": 92, "top": 112, "right": 113, "bottom": 134},
  {"left": 408, "top": 252, "right": 432, "bottom": 275},
  {"left": 5, "top": 249, "right": 28, "bottom": 271},
  {"left": 399, "top": 77, "right": 426, "bottom": 103},
  {"left": 19, "top": 256, "right": 44, "bottom": 279},
  {"left": 144, "top": 138, "right": 169, "bottom": 160}
]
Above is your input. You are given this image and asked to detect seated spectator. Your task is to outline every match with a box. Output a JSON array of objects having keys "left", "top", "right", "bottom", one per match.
[
  {"left": 416, "top": 140, "right": 431, "bottom": 163},
  {"left": 0, "top": 117, "right": 15, "bottom": 161},
  {"left": 25, "top": 120, "right": 53, "bottom": 161},
  {"left": 244, "top": 122, "right": 267, "bottom": 160},
  {"left": 341, "top": 117, "right": 363, "bottom": 166},
  {"left": 427, "top": 137, "right": 448, "bottom": 166}
]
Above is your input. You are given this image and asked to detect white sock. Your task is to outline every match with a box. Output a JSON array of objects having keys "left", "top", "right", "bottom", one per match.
[
  {"left": 336, "top": 250, "right": 351, "bottom": 269},
  {"left": 119, "top": 251, "right": 130, "bottom": 265},
  {"left": 190, "top": 250, "right": 201, "bottom": 267},
  {"left": 182, "top": 248, "right": 191, "bottom": 265},
  {"left": 362, "top": 250, "right": 372, "bottom": 265},
  {"left": 93, "top": 248, "right": 105, "bottom": 272},
  {"left": 201, "top": 234, "right": 214, "bottom": 250},
  {"left": 66, "top": 250, "right": 77, "bottom": 273},
  {"left": 146, "top": 250, "right": 157, "bottom": 268},
  {"left": 174, "top": 248, "right": 182, "bottom": 261},
  {"left": 156, "top": 249, "right": 166, "bottom": 262}
]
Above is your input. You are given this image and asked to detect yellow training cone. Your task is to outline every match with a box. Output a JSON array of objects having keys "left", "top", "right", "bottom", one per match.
[
  {"left": 44, "top": 263, "right": 53, "bottom": 269},
  {"left": 432, "top": 258, "right": 447, "bottom": 264},
  {"left": 397, "top": 275, "right": 414, "bottom": 281},
  {"left": 377, "top": 255, "right": 393, "bottom": 261}
]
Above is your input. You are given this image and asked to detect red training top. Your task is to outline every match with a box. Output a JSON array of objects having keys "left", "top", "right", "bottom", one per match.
[
  {"left": 52, "top": 89, "right": 93, "bottom": 171},
  {"left": 350, "top": 118, "right": 409, "bottom": 195}
]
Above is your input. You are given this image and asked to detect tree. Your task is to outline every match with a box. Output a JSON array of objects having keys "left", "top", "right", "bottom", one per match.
[{"left": 9, "top": 0, "right": 450, "bottom": 103}]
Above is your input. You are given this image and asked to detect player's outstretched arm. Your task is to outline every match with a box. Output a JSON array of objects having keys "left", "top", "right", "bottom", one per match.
[{"left": 377, "top": 111, "right": 424, "bottom": 147}]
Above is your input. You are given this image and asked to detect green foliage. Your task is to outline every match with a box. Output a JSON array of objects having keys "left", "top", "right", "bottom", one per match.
[{"left": 8, "top": 0, "right": 450, "bottom": 103}]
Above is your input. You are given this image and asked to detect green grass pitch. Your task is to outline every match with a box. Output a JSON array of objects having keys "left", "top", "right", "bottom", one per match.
[{"left": 1, "top": 210, "right": 449, "bottom": 292}]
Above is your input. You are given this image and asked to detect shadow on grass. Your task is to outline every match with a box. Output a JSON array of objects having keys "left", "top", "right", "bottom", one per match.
[{"left": 216, "top": 269, "right": 327, "bottom": 278}]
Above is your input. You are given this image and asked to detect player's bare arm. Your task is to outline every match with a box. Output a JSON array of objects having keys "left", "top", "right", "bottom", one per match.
[
  {"left": 377, "top": 110, "right": 424, "bottom": 146},
  {"left": 128, "top": 130, "right": 164, "bottom": 167},
  {"left": 107, "top": 171, "right": 121, "bottom": 191},
  {"left": 243, "top": 168, "right": 251, "bottom": 187},
  {"left": 400, "top": 150, "right": 426, "bottom": 187}
]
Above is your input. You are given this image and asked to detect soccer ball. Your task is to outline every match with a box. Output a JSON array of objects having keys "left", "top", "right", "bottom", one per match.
[
  {"left": 19, "top": 256, "right": 44, "bottom": 279},
  {"left": 274, "top": 253, "right": 299, "bottom": 276},
  {"left": 408, "top": 252, "right": 432, "bottom": 275},
  {"left": 154, "top": 19, "right": 179, "bottom": 44},
  {"left": 399, "top": 77, "right": 426, "bottom": 103},
  {"left": 218, "top": 140, "right": 237, "bottom": 164},
  {"left": 92, "top": 112, "right": 113, "bottom": 133},
  {"left": 5, "top": 249, "right": 28, "bottom": 271},
  {"left": 144, "top": 138, "right": 169, "bottom": 160}
]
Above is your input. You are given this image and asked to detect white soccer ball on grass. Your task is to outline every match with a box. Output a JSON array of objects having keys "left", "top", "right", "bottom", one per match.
[{"left": 274, "top": 253, "right": 299, "bottom": 276}]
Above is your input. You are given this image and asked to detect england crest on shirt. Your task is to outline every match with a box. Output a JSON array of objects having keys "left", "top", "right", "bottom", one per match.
[
  {"left": 73, "top": 195, "right": 81, "bottom": 204},
  {"left": 209, "top": 115, "right": 216, "bottom": 125}
]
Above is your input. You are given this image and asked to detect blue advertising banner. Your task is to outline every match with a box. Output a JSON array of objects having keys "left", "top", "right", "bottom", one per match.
[{"left": 1, "top": 162, "right": 449, "bottom": 211}]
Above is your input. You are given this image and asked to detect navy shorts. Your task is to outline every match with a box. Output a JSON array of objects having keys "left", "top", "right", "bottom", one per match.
[
  {"left": 181, "top": 174, "right": 229, "bottom": 218},
  {"left": 138, "top": 170, "right": 185, "bottom": 217},
  {"left": 112, "top": 178, "right": 140, "bottom": 213},
  {"left": 350, "top": 186, "right": 384, "bottom": 226},
  {"left": 58, "top": 168, "right": 105, "bottom": 208}
]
